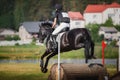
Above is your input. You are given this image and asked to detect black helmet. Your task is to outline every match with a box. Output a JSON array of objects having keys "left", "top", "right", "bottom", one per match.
[{"left": 55, "top": 4, "right": 62, "bottom": 11}]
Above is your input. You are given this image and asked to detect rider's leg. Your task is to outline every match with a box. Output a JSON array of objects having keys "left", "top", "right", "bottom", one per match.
[
  {"left": 51, "top": 23, "right": 69, "bottom": 50},
  {"left": 52, "top": 23, "right": 69, "bottom": 35},
  {"left": 51, "top": 35, "right": 57, "bottom": 49}
]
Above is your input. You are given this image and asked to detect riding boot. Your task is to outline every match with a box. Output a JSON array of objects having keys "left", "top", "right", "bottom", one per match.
[{"left": 51, "top": 35, "right": 57, "bottom": 49}]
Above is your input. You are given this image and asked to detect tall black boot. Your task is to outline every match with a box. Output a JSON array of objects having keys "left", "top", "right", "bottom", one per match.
[
  {"left": 51, "top": 35, "right": 57, "bottom": 49},
  {"left": 52, "top": 35, "right": 57, "bottom": 48}
]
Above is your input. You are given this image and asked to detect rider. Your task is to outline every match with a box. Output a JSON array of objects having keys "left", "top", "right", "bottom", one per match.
[{"left": 51, "top": 4, "right": 70, "bottom": 49}]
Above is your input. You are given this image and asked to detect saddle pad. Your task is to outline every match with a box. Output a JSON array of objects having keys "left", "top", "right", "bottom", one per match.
[{"left": 56, "top": 32, "right": 65, "bottom": 42}]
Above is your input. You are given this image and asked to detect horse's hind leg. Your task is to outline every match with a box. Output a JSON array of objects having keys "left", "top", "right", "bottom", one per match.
[
  {"left": 84, "top": 41, "right": 92, "bottom": 63},
  {"left": 84, "top": 43, "right": 89, "bottom": 63},
  {"left": 90, "top": 41, "right": 95, "bottom": 58},
  {"left": 85, "top": 41, "right": 96, "bottom": 62},
  {"left": 84, "top": 48, "right": 89, "bottom": 63},
  {"left": 89, "top": 41, "right": 96, "bottom": 59},
  {"left": 42, "top": 52, "right": 57, "bottom": 73}
]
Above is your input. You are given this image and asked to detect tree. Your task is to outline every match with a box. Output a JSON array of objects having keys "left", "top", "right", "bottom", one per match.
[
  {"left": 14, "top": 0, "right": 24, "bottom": 30},
  {"left": 86, "top": 23, "right": 102, "bottom": 42},
  {"left": 102, "top": 17, "right": 114, "bottom": 27},
  {"left": 0, "top": 0, "right": 119, "bottom": 30}
]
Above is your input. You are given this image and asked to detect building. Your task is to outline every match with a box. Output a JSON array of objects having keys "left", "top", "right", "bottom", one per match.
[
  {"left": 99, "top": 26, "right": 118, "bottom": 40},
  {"left": 68, "top": 11, "right": 85, "bottom": 29},
  {"left": 0, "top": 29, "right": 17, "bottom": 40},
  {"left": 19, "top": 21, "right": 41, "bottom": 41},
  {"left": 84, "top": 2, "right": 120, "bottom": 25}
]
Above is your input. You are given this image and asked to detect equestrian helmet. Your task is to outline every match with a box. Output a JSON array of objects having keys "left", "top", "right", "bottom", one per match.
[{"left": 55, "top": 4, "right": 62, "bottom": 11}]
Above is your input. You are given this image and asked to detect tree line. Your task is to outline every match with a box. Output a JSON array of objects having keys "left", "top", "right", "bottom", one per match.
[{"left": 0, "top": 0, "right": 119, "bottom": 30}]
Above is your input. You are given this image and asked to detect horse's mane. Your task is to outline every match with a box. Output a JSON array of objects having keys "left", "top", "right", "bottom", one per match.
[
  {"left": 40, "top": 22, "right": 53, "bottom": 33},
  {"left": 41, "top": 22, "right": 52, "bottom": 28}
]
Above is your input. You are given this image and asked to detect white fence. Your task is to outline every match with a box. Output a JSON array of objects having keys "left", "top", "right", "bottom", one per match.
[{"left": 0, "top": 40, "right": 32, "bottom": 46}]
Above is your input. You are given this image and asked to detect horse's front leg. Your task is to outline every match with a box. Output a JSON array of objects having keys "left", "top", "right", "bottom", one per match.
[
  {"left": 40, "top": 49, "right": 51, "bottom": 69},
  {"left": 42, "top": 51, "right": 57, "bottom": 73}
]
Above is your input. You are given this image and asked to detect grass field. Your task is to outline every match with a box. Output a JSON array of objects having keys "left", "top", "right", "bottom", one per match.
[
  {"left": 0, "top": 44, "right": 118, "bottom": 59},
  {"left": 0, "top": 63, "right": 50, "bottom": 80},
  {"left": 0, "top": 63, "right": 117, "bottom": 80},
  {"left": 0, "top": 44, "right": 119, "bottom": 80},
  {"left": 0, "top": 44, "right": 44, "bottom": 59}
]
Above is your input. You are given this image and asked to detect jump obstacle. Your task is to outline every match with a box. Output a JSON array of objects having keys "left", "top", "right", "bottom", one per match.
[{"left": 48, "top": 63, "right": 108, "bottom": 80}]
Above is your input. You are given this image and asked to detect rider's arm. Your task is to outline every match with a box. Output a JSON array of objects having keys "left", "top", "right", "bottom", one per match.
[{"left": 52, "top": 18, "right": 57, "bottom": 28}]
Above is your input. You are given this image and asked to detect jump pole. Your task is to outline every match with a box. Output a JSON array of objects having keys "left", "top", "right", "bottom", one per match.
[
  {"left": 58, "top": 35, "right": 61, "bottom": 80},
  {"left": 118, "top": 38, "right": 120, "bottom": 71}
]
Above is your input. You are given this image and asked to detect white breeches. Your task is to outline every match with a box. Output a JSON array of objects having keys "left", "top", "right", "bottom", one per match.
[{"left": 52, "top": 23, "right": 69, "bottom": 35}]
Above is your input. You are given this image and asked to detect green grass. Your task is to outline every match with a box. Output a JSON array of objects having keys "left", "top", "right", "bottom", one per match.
[
  {"left": 0, "top": 63, "right": 50, "bottom": 80},
  {"left": 0, "top": 44, "right": 45, "bottom": 59},
  {"left": 0, "top": 44, "right": 118, "bottom": 59},
  {"left": 52, "top": 49, "right": 85, "bottom": 59},
  {"left": 94, "top": 45, "right": 118, "bottom": 59},
  {"left": 106, "top": 65, "right": 118, "bottom": 77},
  {"left": 0, "top": 63, "right": 117, "bottom": 80}
]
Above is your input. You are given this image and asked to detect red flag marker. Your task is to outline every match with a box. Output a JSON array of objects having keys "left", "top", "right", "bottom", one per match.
[{"left": 102, "top": 40, "right": 106, "bottom": 65}]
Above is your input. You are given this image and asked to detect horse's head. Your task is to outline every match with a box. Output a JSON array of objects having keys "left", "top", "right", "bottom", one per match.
[{"left": 39, "top": 22, "right": 53, "bottom": 43}]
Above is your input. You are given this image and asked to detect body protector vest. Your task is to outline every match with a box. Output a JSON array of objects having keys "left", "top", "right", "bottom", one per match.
[{"left": 56, "top": 11, "right": 70, "bottom": 24}]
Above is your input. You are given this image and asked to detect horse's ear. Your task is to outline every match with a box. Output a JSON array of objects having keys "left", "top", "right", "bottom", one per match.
[{"left": 46, "top": 22, "right": 52, "bottom": 27}]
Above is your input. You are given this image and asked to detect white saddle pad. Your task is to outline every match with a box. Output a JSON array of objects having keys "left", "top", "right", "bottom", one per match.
[{"left": 56, "top": 32, "right": 65, "bottom": 42}]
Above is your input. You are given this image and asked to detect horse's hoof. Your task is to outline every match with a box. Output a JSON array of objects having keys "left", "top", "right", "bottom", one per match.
[
  {"left": 92, "top": 56, "right": 97, "bottom": 59},
  {"left": 41, "top": 68, "right": 48, "bottom": 73}
]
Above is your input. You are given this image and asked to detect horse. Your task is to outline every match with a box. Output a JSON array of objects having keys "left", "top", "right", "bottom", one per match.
[{"left": 39, "top": 22, "right": 95, "bottom": 73}]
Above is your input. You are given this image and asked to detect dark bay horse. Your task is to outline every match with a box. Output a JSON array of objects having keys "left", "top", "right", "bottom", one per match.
[{"left": 39, "top": 22, "right": 95, "bottom": 73}]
